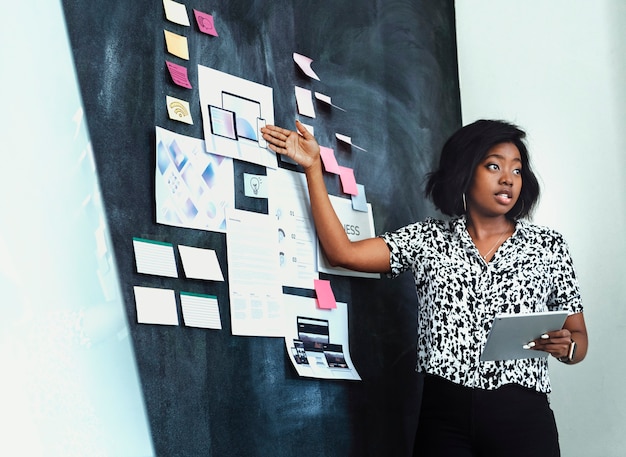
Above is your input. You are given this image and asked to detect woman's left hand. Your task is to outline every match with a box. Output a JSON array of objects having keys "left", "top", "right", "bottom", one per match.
[
  {"left": 525, "top": 329, "right": 573, "bottom": 359},
  {"left": 524, "top": 312, "right": 587, "bottom": 364}
]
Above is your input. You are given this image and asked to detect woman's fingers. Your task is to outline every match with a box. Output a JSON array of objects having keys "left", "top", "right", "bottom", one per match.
[
  {"left": 295, "top": 119, "right": 313, "bottom": 139},
  {"left": 525, "top": 329, "right": 572, "bottom": 358},
  {"left": 261, "top": 122, "right": 320, "bottom": 169},
  {"left": 261, "top": 125, "right": 291, "bottom": 153}
]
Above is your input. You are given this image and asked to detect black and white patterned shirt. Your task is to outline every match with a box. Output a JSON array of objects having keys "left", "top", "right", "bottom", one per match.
[{"left": 380, "top": 216, "right": 583, "bottom": 393}]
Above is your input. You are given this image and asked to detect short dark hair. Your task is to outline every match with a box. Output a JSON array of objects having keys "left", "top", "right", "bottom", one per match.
[{"left": 425, "top": 119, "right": 540, "bottom": 219}]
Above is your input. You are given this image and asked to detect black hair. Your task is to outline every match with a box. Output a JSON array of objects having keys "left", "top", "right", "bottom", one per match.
[{"left": 424, "top": 119, "right": 540, "bottom": 219}]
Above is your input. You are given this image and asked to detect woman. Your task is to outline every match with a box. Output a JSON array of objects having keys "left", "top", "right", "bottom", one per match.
[{"left": 262, "top": 119, "right": 587, "bottom": 456}]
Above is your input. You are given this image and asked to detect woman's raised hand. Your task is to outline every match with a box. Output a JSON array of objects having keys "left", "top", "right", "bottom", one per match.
[{"left": 261, "top": 120, "right": 320, "bottom": 170}]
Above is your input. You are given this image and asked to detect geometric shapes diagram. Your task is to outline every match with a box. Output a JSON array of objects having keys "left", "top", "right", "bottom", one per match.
[{"left": 155, "top": 126, "right": 234, "bottom": 234}]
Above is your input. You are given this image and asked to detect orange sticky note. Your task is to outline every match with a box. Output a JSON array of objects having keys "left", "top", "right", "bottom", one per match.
[
  {"left": 319, "top": 146, "right": 340, "bottom": 174},
  {"left": 314, "top": 279, "right": 337, "bottom": 309},
  {"left": 338, "top": 166, "right": 358, "bottom": 196},
  {"left": 164, "top": 30, "right": 189, "bottom": 60}
]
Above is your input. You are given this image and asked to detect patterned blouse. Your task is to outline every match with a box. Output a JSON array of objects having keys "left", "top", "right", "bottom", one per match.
[{"left": 380, "top": 216, "right": 583, "bottom": 393}]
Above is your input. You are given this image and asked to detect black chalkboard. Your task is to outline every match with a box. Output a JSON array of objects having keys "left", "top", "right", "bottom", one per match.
[{"left": 62, "top": 1, "right": 460, "bottom": 455}]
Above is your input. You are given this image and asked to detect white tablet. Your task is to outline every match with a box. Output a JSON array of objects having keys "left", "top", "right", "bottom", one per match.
[{"left": 480, "top": 311, "right": 569, "bottom": 361}]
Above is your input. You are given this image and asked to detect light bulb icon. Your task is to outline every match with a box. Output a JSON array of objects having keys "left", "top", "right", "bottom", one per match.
[{"left": 250, "top": 176, "right": 260, "bottom": 195}]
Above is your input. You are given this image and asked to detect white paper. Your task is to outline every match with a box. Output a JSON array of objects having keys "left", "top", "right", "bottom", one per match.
[
  {"left": 314, "top": 92, "right": 346, "bottom": 111},
  {"left": 268, "top": 167, "right": 319, "bottom": 288},
  {"left": 133, "top": 286, "right": 179, "bottom": 325},
  {"left": 132, "top": 237, "right": 178, "bottom": 278},
  {"left": 295, "top": 86, "right": 316, "bottom": 118},
  {"left": 178, "top": 245, "right": 224, "bottom": 281},
  {"left": 163, "top": 0, "right": 190, "bottom": 26},
  {"left": 300, "top": 122, "right": 314, "bottom": 136},
  {"left": 198, "top": 65, "right": 277, "bottom": 168},
  {"left": 282, "top": 296, "right": 360, "bottom": 381},
  {"left": 292, "top": 52, "right": 321, "bottom": 80},
  {"left": 335, "top": 133, "right": 367, "bottom": 152},
  {"left": 317, "top": 195, "right": 380, "bottom": 279},
  {"left": 155, "top": 126, "right": 234, "bottom": 233},
  {"left": 226, "top": 208, "right": 285, "bottom": 336},
  {"left": 180, "top": 292, "right": 222, "bottom": 329}
]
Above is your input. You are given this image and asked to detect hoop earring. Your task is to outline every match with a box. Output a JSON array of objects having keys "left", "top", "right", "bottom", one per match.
[{"left": 462, "top": 193, "right": 467, "bottom": 213}]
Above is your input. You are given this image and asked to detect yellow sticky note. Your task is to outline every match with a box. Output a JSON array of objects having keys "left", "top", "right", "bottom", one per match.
[{"left": 164, "top": 30, "right": 189, "bottom": 60}]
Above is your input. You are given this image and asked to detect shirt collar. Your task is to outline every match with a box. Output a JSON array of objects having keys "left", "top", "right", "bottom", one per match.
[{"left": 450, "top": 215, "right": 530, "bottom": 240}]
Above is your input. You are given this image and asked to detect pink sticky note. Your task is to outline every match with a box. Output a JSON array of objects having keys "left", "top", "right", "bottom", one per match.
[
  {"left": 338, "top": 166, "right": 358, "bottom": 196},
  {"left": 194, "top": 9, "right": 218, "bottom": 36},
  {"left": 314, "top": 279, "right": 337, "bottom": 309},
  {"left": 319, "top": 146, "right": 340, "bottom": 174},
  {"left": 165, "top": 61, "right": 192, "bottom": 88}
]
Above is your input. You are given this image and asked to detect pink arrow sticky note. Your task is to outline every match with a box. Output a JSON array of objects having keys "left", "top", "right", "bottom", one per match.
[
  {"left": 165, "top": 61, "right": 192, "bottom": 88},
  {"left": 314, "top": 279, "right": 337, "bottom": 309},
  {"left": 319, "top": 146, "right": 340, "bottom": 174},
  {"left": 194, "top": 9, "right": 218, "bottom": 36},
  {"left": 338, "top": 166, "right": 358, "bottom": 196}
]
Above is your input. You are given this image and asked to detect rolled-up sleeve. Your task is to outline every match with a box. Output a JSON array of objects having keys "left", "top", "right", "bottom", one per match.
[
  {"left": 379, "top": 221, "right": 430, "bottom": 278},
  {"left": 548, "top": 234, "right": 584, "bottom": 314}
]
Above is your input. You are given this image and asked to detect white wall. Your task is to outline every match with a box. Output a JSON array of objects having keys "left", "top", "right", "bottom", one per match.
[{"left": 455, "top": 1, "right": 626, "bottom": 455}]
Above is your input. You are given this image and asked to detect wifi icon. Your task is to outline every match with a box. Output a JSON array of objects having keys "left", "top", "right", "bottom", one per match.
[
  {"left": 170, "top": 101, "right": 188, "bottom": 118},
  {"left": 166, "top": 95, "right": 193, "bottom": 125}
]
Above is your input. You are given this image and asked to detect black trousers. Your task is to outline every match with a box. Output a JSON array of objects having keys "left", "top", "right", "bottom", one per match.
[{"left": 413, "top": 375, "right": 560, "bottom": 457}]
